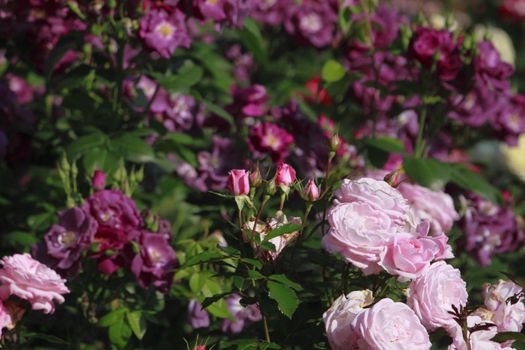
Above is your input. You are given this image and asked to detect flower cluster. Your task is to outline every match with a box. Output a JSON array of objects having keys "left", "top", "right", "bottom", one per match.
[
  {"left": 34, "top": 176, "right": 178, "bottom": 293},
  {"left": 323, "top": 178, "right": 456, "bottom": 279}
]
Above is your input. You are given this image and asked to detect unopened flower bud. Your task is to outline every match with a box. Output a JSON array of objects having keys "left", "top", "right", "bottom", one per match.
[
  {"left": 384, "top": 169, "right": 407, "bottom": 188},
  {"left": 91, "top": 170, "right": 106, "bottom": 190},
  {"left": 330, "top": 135, "right": 342, "bottom": 153},
  {"left": 275, "top": 163, "right": 296, "bottom": 187},
  {"left": 304, "top": 179, "right": 320, "bottom": 201},
  {"left": 227, "top": 169, "right": 250, "bottom": 196},
  {"left": 249, "top": 167, "right": 263, "bottom": 187}
]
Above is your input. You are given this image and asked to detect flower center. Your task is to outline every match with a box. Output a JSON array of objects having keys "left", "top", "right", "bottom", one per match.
[
  {"left": 264, "top": 133, "right": 281, "bottom": 150},
  {"left": 155, "top": 22, "right": 175, "bottom": 39},
  {"left": 58, "top": 231, "right": 77, "bottom": 248},
  {"left": 300, "top": 13, "right": 322, "bottom": 33}
]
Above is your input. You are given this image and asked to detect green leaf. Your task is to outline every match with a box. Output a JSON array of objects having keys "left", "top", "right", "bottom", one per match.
[
  {"left": 268, "top": 274, "right": 303, "bottom": 291},
  {"left": 3, "top": 231, "right": 38, "bottom": 248},
  {"left": 111, "top": 134, "right": 154, "bottom": 163},
  {"left": 184, "top": 252, "right": 225, "bottom": 267},
  {"left": 99, "top": 308, "right": 127, "bottom": 327},
  {"left": 403, "top": 157, "right": 451, "bottom": 188},
  {"left": 363, "top": 137, "right": 406, "bottom": 154},
  {"left": 201, "top": 292, "right": 232, "bottom": 308},
  {"left": 67, "top": 133, "right": 108, "bottom": 160},
  {"left": 263, "top": 223, "right": 301, "bottom": 241},
  {"left": 24, "top": 333, "right": 69, "bottom": 345},
  {"left": 450, "top": 165, "right": 502, "bottom": 203},
  {"left": 239, "top": 19, "right": 267, "bottom": 64},
  {"left": 322, "top": 60, "right": 346, "bottom": 83},
  {"left": 267, "top": 281, "right": 299, "bottom": 319},
  {"left": 153, "top": 60, "right": 203, "bottom": 93},
  {"left": 108, "top": 316, "right": 132, "bottom": 349},
  {"left": 126, "top": 311, "right": 146, "bottom": 340},
  {"left": 202, "top": 101, "right": 234, "bottom": 125},
  {"left": 241, "top": 258, "right": 263, "bottom": 269},
  {"left": 493, "top": 331, "right": 525, "bottom": 342}
]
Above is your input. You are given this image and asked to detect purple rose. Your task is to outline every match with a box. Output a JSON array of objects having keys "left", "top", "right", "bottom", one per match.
[
  {"left": 460, "top": 193, "right": 524, "bottom": 266},
  {"left": 83, "top": 190, "right": 142, "bottom": 231},
  {"left": 251, "top": 0, "right": 291, "bottom": 26},
  {"left": 284, "top": 0, "right": 338, "bottom": 48},
  {"left": 139, "top": 8, "right": 191, "bottom": 59},
  {"left": 187, "top": 299, "right": 210, "bottom": 329},
  {"left": 131, "top": 231, "right": 178, "bottom": 293},
  {"left": 226, "top": 84, "right": 268, "bottom": 118},
  {"left": 154, "top": 94, "right": 196, "bottom": 131},
  {"left": 221, "top": 294, "right": 262, "bottom": 333},
  {"left": 192, "top": 0, "right": 254, "bottom": 27},
  {"left": 248, "top": 122, "right": 294, "bottom": 161},
  {"left": 43, "top": 207, "right": 98, "bottom": 272}
]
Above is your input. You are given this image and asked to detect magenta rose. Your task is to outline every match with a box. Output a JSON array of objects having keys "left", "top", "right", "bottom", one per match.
[
  {"left": 323, "top": 290, "right": 374, "bottom": 350},
  {"left": 0, "top": 254, "right": 69, "bottom": 314},
  {"left": 398, "top": 183, "right": 459, "bottom": 234},
  {"left": 227, "top": 169, "right": 250, "bottom": 196},
  {"left": 248, "top": 122, "right": 294, "bottom": 162},
  {"left": 323, "top": 201, "right": 405, "bottom": 275},
  {"left": 335, "top": 178, "right": 411, "bottom": 225},
  {"left": 91, "top": 170, "right": 106, "bottom": 190},
  {"left": 83, "top": 190, "right": 142, "bottom": 231},
  {"left": 352, "top": 298, "right": 431, "bottom": 349},
  {"left": 407, "top": 261, "right": 468, "bottom": 331}
]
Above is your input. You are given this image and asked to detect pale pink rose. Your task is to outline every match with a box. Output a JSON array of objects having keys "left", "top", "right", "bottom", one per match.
[
  {"left": 352, "top": 298, "right": 431, "bottom": 350},
  {"left": 0, "top": 254, "right": 69, "bottom": 314},
  {"left": 227, "top": 169, "right": 250, "bottom": 196},
  {"left": 275, "top": 162, "right": 296, "bottom": 186},
  {"left": 407, "top": 261, "right": 468, "bottom": 331},
  {"left": 398, "top": 183, "right": 459, "bottom": 234},
  {"left": 447, "top": 316, "right": 513, "bottom": 350},
  {"left": 335, "top": 178, "right": 410, "bottom": 225},
  {"left": 379, "top": 233, "right": 439, "bottom": 281},
  {"left": 323, "top": 290, "right": 374, "bottom": 350},
  {"left": 304, "top": 179, "right": 320, "bottom": 201},
  {"left": 323, "top": 202, "right": 405, "bottom": 275},
  {"left": 0, "top": 300, "right": 12, "bottom": 337},
  {"left": 482, "top": 280, "right": 525, "bottom": 332}
]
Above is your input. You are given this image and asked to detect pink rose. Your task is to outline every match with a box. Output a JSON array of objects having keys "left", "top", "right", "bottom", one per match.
[
  {"left": 275, "top": 163, "right": 296, "bottom": 186},
  {"left": 353, "top": 298, "right": 431, "bottom": 350},
  {"left": 398, "top": 183, "right": 459, "bottom": 234},
  {"left": 482, "top": 280, "right": 525, "bottom": 332},
  {"left": 379, "top": 233, "right": 440, "bottom": 281},
  {"left": 407, "top": 261, "right": 468, "bottom": 331},
  {"left": 227, "top": 169, "right": 250, "bottom": 196},
  {"left": 304, "top": 179, "right": 320, "bottom": 201},
  {"left": 335, "top": 178, "right": 411, "bottom": 225},
  {"left": 0, "top": 300, "right": 12, "bottom": 337},
  {"left": 323, "top": 290, "right": 374, "bottom": 350},
  {"left": 448, "top": 316, "right": 510, "bottom": 350},
  {"left": 323, "top": 202, "right": 405, "bottom": 275},
  {"left": 0, "top": 254, "right": 69, "bottom": 314}
]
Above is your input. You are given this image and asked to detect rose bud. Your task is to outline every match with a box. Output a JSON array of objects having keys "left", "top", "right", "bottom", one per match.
[
  {"left": 92, "top": 170, "right": 106, "bottom": 190},
  {"left": 275, "top": 163, "right": 296, "bottom": 187},
  {"left": 227, "top": 169, "right": 250, "bottom": 196},
  {"left": 249, "top": 166, "right": 263, "bottom": 187},
  {"left": 304, "top": 179, "right": 320, "bottom": 201}
]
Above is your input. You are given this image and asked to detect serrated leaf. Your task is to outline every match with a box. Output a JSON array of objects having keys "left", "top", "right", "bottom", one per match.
[
  {"left": 67, "top": 133, "right": 108, "bottom": 160},
  {"left": 184, "top": 252, "right": 225, "bottom": 267},
  {"left": 268, "top": 274, "right": 303, "bottom": 291},
  {"left": 403, "top": 157, "right": 451, "bottom": 189},
  {"left": 263, "top": 223, "right": 301, "bottom": 242},
  {"left": 493, "top": 331, "right": 525, "bottom": 342},
  {"left": 126, "top": 311, "right": 146, "bottom": 340},
  {"left": 267, "top": 281, "right": 299, "bottom": 319},
  {"left": 322, "top": 60, "right": 346, "bottom": 83},
  {"left": 363, "top": 137, "right": 406, "bottom": 154},
  {"left": 99, "top": 308, "right": 127, "bottom": 327},
  {"left": 450, "top": 165, "right": 502, "bottom": 204},
  {"left": 111, "top": 134, "right": 154, "bottom": 163},
  {"left": 108, "top": 316, "right": 132, "bottom": 349}
]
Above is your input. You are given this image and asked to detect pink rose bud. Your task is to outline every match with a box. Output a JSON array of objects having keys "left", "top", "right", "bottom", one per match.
[
  {"left": 92, "top": 170, "right": 106, "bottom": 190},
  {"left": 275, "top": 163, "right": 296, "bottom": 186},
  {"left": 227, "top": 169, "right": 250, "bottom": 196},
  {"left": 249, "top": 167, "right": 262, "bottom": 187},
  {"left": 304, "top": 179, "right": 320, "bottom": 201},
  {"left": 195, "top": 346, "right": 205, "bottom": 350}
]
